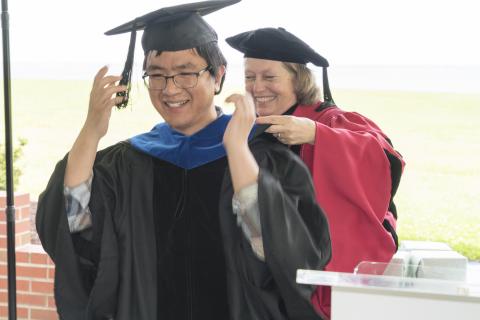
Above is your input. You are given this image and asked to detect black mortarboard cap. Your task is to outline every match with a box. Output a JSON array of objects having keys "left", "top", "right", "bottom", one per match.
[
  {"left": 105, "top": 0, "right": 241, "bottom": 108},
  {"left": 226, "top": 27, "right": 334, "bottom": 106}
]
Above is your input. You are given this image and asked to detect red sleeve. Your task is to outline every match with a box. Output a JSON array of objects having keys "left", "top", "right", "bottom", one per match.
[{"left": 300, "top": 108, "right": 405, "bottom": 319}]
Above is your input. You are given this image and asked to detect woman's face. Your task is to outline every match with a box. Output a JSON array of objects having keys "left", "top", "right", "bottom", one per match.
[{"left": 244, "top": 58, "right": 297, "bottom": 116}]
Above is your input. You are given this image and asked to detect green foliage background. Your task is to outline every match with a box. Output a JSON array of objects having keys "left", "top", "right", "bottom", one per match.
[{"left": 0, "top": 138, "right": 27, "bottom": 190}]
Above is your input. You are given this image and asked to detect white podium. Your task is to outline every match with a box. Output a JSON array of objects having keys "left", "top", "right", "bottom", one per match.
[{"left": 297, "top": 265, "right": 480, "bottom": 320}]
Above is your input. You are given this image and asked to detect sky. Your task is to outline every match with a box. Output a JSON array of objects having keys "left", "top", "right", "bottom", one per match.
[
  {"left": 4, "top": 0, "right": 480, "bottom": 89},
  {"left": 8, "top": 0, "right": 480, "bottom": 64}
]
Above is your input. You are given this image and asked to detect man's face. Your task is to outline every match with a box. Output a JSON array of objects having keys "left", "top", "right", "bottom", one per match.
[{"left": 145, "top": 49, "right": 224, "bottom": 136}]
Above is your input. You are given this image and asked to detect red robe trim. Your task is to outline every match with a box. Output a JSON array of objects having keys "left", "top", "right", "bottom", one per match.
[{"left": 293, "top": 103, "right": 405, "bottom": 319}]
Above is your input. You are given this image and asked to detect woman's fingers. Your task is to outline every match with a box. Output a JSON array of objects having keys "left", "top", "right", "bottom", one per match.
[
  {"left": 256, "top": 115, "right": 286, "bottom": 125},
  {"left": 264, "top": 124, "right": 283, "bottom": 134}
]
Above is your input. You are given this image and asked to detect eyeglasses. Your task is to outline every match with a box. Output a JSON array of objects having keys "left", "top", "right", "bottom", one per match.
[{"left": 142, "top": 66, "right": 212, "bottom": 90}]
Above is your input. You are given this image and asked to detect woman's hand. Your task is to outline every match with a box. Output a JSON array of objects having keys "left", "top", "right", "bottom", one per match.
[
  {"left": 223, "top": 93, "right": 256, "bottom": 151},
  {"left": 83, "top": 66, "right": 127, "bottom": 140},
  {"left": 256, "top": 115, "right": 316, "bottom": 145}
]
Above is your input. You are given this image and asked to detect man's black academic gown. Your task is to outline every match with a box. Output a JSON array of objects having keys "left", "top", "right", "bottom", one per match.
[{"left": 36, "top": 129, "right": 331, "bottom": 320}]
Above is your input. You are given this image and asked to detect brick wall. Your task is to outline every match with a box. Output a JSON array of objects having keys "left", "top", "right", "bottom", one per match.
[{"left": 0, "top": 192, "right": 58, "bottom": 320}]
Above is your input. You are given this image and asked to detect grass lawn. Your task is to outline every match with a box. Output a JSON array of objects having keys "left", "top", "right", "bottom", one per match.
[{"left": 2, "top": 79, "right": 480, "bottom": 260}]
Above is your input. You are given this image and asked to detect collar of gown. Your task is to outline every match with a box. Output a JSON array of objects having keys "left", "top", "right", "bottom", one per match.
[{"left": 130, "top": 110, "right": 258, "bottom": 169}]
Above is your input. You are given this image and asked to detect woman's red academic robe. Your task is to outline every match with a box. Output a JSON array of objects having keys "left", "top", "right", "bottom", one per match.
[{"left": 293, "top": 103, "right": 405, "bottom": 319}]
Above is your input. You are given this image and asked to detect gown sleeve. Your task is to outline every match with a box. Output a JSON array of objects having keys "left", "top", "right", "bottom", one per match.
[
  {"left": 220, "top": 135, "right": 331, "bottom": 320},
  {"left": 36, "top": 143, "right": 127, "bottom": 319}
]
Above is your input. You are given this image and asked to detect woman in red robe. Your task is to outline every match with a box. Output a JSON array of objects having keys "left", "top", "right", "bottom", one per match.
[{"left": 226, "top": 27, "right": 405, "bottom": 319}]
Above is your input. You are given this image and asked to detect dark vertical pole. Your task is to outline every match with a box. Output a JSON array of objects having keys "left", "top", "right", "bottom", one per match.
[{"left": 1, "top": 0, "right": 17, "bottom": 319}]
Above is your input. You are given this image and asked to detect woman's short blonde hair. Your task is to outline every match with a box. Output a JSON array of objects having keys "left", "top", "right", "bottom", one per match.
[{"left": 282, "top": 62, "right": 320, "bottom": 105}]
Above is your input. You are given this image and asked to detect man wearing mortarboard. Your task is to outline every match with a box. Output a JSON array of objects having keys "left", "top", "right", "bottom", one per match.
[{"left": 36, "top": 1, "right": 331, "bottom": 319}]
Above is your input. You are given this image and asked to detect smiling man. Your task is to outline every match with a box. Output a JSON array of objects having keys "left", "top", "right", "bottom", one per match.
[
  {"left": 36, "top": 1, "right": 332, "bottom": 319},
  {"left": 144, "top": 50, "right": 222, "bottom": 135}
]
